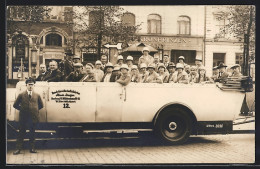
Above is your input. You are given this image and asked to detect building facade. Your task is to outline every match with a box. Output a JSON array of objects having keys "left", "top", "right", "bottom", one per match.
[{"left": 6, "top": 5, "right": 244, "bottom": 81}]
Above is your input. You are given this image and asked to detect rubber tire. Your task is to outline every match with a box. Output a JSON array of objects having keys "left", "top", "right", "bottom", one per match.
[{"left": 154, "top": 108, "right": 192, "bottom": 144}]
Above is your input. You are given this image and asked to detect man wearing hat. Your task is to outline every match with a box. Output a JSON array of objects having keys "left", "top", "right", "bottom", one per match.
[
  {"left": 42, "top": 60, "right": 62, "bottom": 82},
  {"left": 100, "top": 55, "right": 108, "bottom": 71},
  {"left": 143, "top": 63, "right": 162, "bottom": 83},
  {"left": 167, "top": 62, "right": 177, "bottom": 83},
  {"left": 93, "top": 60, "right": 104, "bottom": 82},
  {"left": 72, "top": 55, "right": 81, "bottom": 64},
  {"left": 138, "top": 63, "right": 149, "bottom": 83},
  {"left": 126, "top": 55, "right": 134, "bottom": 70},
  {"left": 178, "top": 56, "right": 187, "bottom": 67},
  {"left": 158, "top": 63, "right": 169, "bottom": 83},
  {"left": 211, "top": 66, "right": 219, "bottom": 81},
  {"left": 13, "top": 78, "right": 44, "bottom": 155},
  {"left": 116, "top": 64, "right": 131, "bottom": 86},
  {"left": 59, "top": 51, "right": 74, "bottom": 81},
  {"left": 110, "top": 65, "right": 121, "bottom": 82},
  {"left": 195, "top": 56, "right": 203, "bottom": 70},
  {"left": 215, "top": 62, "right": 229, "bottom": 82},
  {"left": 172, "top": 63, "right": 189, "bottom": 84},
  {"left": 117, "top": 55, "right": 124, "bottom": 67},
  {"left": 101, "top": 62, "right": 114, "bottom": 82},
  {"left": 230, "top": 64, "right": 242, "bottom": 77},
  {"left": 65, "top": 63, "right": 85, "bottom": 82},
  {"left": 138, "top": 47, "right": 154, "bottom": 67}
]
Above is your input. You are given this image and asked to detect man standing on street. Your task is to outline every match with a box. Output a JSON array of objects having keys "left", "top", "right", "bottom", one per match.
[{"left": 13, "top": 78, "right": 44, "bottom": 155}]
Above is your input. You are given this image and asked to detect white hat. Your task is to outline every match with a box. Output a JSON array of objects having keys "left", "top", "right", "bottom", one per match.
[
  {"left": 147, "top": 63, "right": 156, "bottom": 69},
  {"left": 195, "top": 55, "right": 202, "bottom": 61},
  {"left": 198, "top": 66, "right": 206, "bottom": 71},
  {"left": 73, "top": 63, "right": 83, "bottom": 67},
  {"left": 117, "top": 55, "right": 124, "bottom": 60},
  {"left": 113, "top": 67, "right": 120, "bottom": 71},
  {"left": 140, "top": 63, "right": 147, "bottom": 69},
  {"left": 105, "top": 62, "right": 114, "bottom": 68},
  {"left": 178, "top": 56, "right": 185, "bottom": 60},
  {"left": 126, "top": 55, "right": 133, "bottom": 61},
  {"left": 95, "top": 60, "right": 102, "bottom": 65},
  {"left": 120, "top": 64, "right": 129, "bottom": 70},
  {"left": 142, "top": 47, "right": 150, "bottom": 53},
  {"left": 131, "top": 65, "right": 138, "bottom": 70},
  {"left": 176, "top": 63, "right": 184, "bottom": 69},
  {"left": 158, "top": 63, "right": 166, "bottom": 70}
]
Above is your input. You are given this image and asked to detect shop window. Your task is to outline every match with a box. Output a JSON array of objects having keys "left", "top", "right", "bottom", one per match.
[
  {"left": 89, "top": 10, "right": 104, "bottom": 29},
  {"left": 46, "top": 33, "right": 62, "bottom": 46},
  {"left": 147, "top": 14, "right": 161, "bottom": 34},
  {"left": 12, "top": 34, "right": 29, "bottom": 60},
  {"left": 171, "top": 50, "right": 196, "bottom": 65},
  {"left": 177, "top": 16, "right": 190, "bottom": 35},
  {"left": 235, "top": 53, "right": 243, "bottom": 66},
  {"left": 82, "top": 53, "right": 98, "bottom": 65},
  {"left": 121, "top": 12, "right": 135, "bottom": 26},
  {"left": 213, "top": 53, "right": 225, "bottom": 67}
]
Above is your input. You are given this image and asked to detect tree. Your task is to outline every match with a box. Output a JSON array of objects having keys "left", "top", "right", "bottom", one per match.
[
  {"left": 72, "top": 6, "right": 142, "bottom": 59},
  {"left": 218, "top": 5, "right": 255, "bottom": 76}
]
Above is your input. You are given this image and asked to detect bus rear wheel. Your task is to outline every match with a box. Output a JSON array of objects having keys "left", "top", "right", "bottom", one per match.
[{"left": 155, "top": 108, "right": 192, "bottom": 144}]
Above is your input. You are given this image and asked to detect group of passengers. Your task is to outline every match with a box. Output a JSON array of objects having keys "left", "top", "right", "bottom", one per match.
[{"left": 36, "top": 47, "right": 242, "bottom": 86}]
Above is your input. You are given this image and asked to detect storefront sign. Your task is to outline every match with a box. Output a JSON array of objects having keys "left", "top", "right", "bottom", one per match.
[{"left": 141, "top": 36, "right": 190, "bottom": 43}]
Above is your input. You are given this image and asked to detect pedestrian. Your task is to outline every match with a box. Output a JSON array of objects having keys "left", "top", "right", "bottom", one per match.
[
  {"left": 116, "top": 64, "right": 131, "bottom": 86},
  {"left": 13, "top": 77, "right": 44, "bottom": 155},
  {"left": 65, "top": 63, "right": 85, "bottom": 82},
  {"left": 172, "top": 63, "right": 189, "bottom": 84},
  {"left": 130, "top": 65, "right": 139, "bottom": 82},
  {"left": 157, "top": 63, "right": 169, "bottom": 83},
  {"left": 42, "top": 60, "right": 62, "bottom": 82},
  {"left": 143, "top": 63, "right": 162, "bottom": 83},
  {"left": 101, "top": 62, "right": 114, "bottom": 82},
  {"left": 93, "top": 60, "right": 104, "bottom": 82},
  {"left": 138, "top": 47, "right": 154, "bottom": 66},
  {"left": 167, "top": 62, "right": 177, "bottom": 83},
  {"left": 230, "top": 64, "right": 242, "bottom": 77},
  {"left": 196, "top": 66, "right": 213, "bottom": 83},
  {"left": 215, "top": 62, "right": 229, "bottom": 82},
  {"left": 36, "top": 64, "right": 47, "bottom": 81}
]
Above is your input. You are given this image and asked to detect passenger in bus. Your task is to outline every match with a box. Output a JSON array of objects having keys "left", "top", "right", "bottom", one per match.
[
  {"left": 81, "top": 69, "right": 97, "bottom": 82},
  {"left": 178, "top": 56, "right": 187, "bottom": 67},
  {"left": 42, "top": 60, "right": 62, "bottom": 82},
  {"left": 158, "top": 63, "right": 169, "bottom": 83},
  {"left": 195, "top": 56, "right": 203, "bottom": 72},
  {"left": 80, "top": 63, "right": 95, "bottom": 82},
  {"left": 72, "top": 55, "right": 81, "bottom": 64},
  {"left": 138, "top": 57, "right": 146, "bottom": 68},
  {"left": 189, "top": 66, "right": 198, "bottom": 83},
  {"left": 100, "top": 55, "right": 108, "bottom": 71},
  {"left": 230, "top": 64, "right": 242, "bottom": 78},
  {"left": 126, "top": 55, "right": 134, "bottom": 70},
  {"left": 117, "top": 55, "right": 124, "bottom": 67},
  {"left": 138, "top": 63, "right": 148, "bottom": 83},
  {"left": 93, "top": 60, "right": 104, "bottom": 82},
  {"left": 163, "top": 54, "right": 170, "bottom": 68},
  {"left": 196, "top": 66, "right": 213, "bottom": 83},
  {"left": 116, "top": 64, "right": 131, "bottom": 86},
  {"left": 143, "top": 63, "right": 163, "bottom": 83},
  {"left": 101, "top": 62, "right": 114, "bottom": 82},
  {"left": 59, "top": 52, "right": 74, "bottom": 81},
  {"left": 36, "top": 64, "right": 47, "bottom": 81},
  {"left": 65, "top": 63, "right": 85, "bottom": 82},
  {"left": 166, "top": 62, "right": 176, "bottom": 83},
  {"left": 138, "top": 47, "right": 154, "bottom": 67},
  {"left": 215, "top": 63, "right": 229, "bottom": 82},
  {"left": 153, "top": 53, "right": 160, "bottom": 72},
  {"left": 211, "top": 66, "right": 219, "bottom": 81},
  {"left": 130, "top": 65, "right": 139, "bottom": 82},
  {"left": 184, "top": 65, "right": 191, "bottom": 75},
  {"left": 172, "top": 63, "right": 189, "bottom": 84},
  {"left": 110, "top": 65, "right": 121, "bottom": 82}
]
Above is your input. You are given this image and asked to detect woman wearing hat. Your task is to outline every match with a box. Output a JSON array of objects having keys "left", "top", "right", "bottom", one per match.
[
  {"left": 172, "top": 63, "right": 189, "bottom": 84},
  {"left": 143, "top": 63, "right": 162, "bottom": 83},
  {"left": 116, "top": 64, "right": 131, "bottom": 86},
  {"left": 189, "top": 66, "right": 199, "bottom": 83},
  {"left": 126, "top": 55, "right": 134, "bottom": 70},
  {"left": 101, "top": 62, "right": 114, "bottom": 82},
  {"left": 138, "top": 47, "right": 154, "bottom": 67},
  {"left": 117, "top": 55, "right": 124, "bottom": 67},
  {"left": 230, "top": 64, "right": 242, "bottom": 77},
  {"left": 167, "top": 62, "right": 177, "bottom": 83},
  {"left": 157, "top": 63, "right": 169, "bottom": 83},
  {"left": 195, "top": 66, "right": 213, "bottom": 83},
  {"left": 178, "top": 56, "right": 187, "bottom": 67},
  {"left": 93, "top": 60, "right": 104, "bottom": 82},
  {"left": 130, "top": 65, "right": 140, "bottom": 83},
  {"left": 80, "top": 69, "right": 97, "bottom": 82},
  {"left": 138, "top": 63, "right": 149, "bottom": 83}
]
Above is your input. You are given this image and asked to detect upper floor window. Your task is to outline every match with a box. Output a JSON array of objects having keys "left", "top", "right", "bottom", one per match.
[
  {"left": 177, "top": 16, "right": 191, "bottom": 35},
  {"left": 214, "top": 14, "right": 226, "bottom": 38},
  {"left": 147, "top": 14, "right": 161, "bottom": 34},
  {"left": 46, "top": 33, "right": 62, "bottom": 46},
  {"left": 121, "top": 12, "right": 135, "bottom": 26}
]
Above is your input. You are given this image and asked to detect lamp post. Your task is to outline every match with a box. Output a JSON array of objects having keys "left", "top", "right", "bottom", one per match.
[{"left": 31, "top": 46, "right": 37, "bottom": 78}]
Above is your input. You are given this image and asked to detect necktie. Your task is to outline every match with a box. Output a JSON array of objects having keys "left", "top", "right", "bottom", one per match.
[{"left": 29, "top": 92, "right": 31, "bottom": 99}]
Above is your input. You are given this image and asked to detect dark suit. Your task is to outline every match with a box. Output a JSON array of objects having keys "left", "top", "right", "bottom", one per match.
[
  {"left": 42, "top": 69, "right": 62, "bottom": 82},
  {"left": 36, "top": 73, "right": 46, "bottom": 81},
  {"left": 59, "top": 59, "right": 73, "bottom": 81},
  {"left": 215, "top": 71, "right": 229, "bottom": 82},
  {"left": 110, "top": 73, "right": 121, "bottom": 82},
  {"left": 13, "top": 90, "right": 43, "bottom": 150},
  {"left": 65, "top": 72, "right": 85, "bottom": 82}
]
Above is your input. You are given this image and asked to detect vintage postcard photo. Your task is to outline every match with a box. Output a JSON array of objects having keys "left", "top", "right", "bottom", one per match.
[{"left": 6, "top": 5, "right": 255, "bottom": 164}]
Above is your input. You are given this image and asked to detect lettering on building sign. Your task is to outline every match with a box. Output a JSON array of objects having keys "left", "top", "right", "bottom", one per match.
[
  {"left": 51, "top": 89, "right": 80, "bottom": 108},
  {"left": 141, "top": 37, "right": 189, "bottom": 43}
]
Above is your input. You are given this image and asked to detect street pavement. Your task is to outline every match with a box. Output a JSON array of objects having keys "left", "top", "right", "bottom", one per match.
[{"left": 6, "top": 117, "right": 255, "bottom": 164}]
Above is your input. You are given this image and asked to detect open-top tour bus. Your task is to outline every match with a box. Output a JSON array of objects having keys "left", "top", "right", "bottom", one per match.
[{"left": 6, "top": 80, "right": 252, "bottom": 144}]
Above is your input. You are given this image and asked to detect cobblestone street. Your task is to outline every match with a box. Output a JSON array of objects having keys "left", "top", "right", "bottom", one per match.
[{"left": 6, "top": 120, "right": 255, "bottom": 164}]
